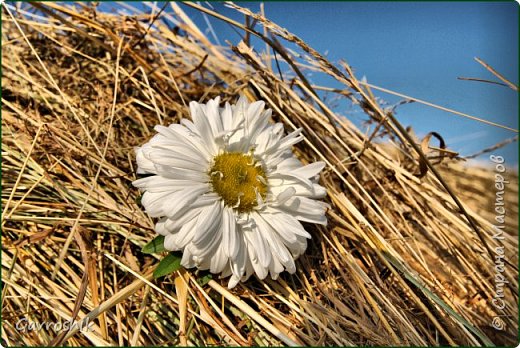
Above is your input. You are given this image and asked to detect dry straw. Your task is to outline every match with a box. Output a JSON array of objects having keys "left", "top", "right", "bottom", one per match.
[{"left": 1, "top": 2, "right": 518, "bottom": 346}]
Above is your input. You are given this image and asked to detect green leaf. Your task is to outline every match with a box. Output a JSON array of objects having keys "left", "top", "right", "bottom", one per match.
[
  {"left": 196, "top": 272, "right": 213, "bottom": 286},
  {"left": 142, "top": 235, "right": 165, "bottom": 254},
  {"left": 153, "top": 252, "right": 183, "bottom": 279}
]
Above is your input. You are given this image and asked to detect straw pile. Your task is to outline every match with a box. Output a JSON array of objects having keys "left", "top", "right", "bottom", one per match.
[{"left": 2, "top": 2, "right": 518, "bottom": 346}]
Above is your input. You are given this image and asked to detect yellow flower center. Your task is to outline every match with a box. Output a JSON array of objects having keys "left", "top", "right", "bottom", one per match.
[{"left": 210, "top": 152, "right": 267, "bottom": 213}]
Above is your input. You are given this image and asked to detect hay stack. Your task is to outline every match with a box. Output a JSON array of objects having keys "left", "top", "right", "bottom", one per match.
[{"left": 2, "top": 2, "right": 517, "bottom": 346}]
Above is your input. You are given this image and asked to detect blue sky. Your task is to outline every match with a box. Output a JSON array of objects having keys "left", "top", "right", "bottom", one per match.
[{"left": 101, "top": 2, "right": 519, "bottom": 165}]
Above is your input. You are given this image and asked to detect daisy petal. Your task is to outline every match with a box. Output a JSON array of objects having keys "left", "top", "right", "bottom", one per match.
[
  {"left": 210, "top": 247, "right": 227, "bottom": 274},
  {"left": 244, "top": 225, "right": 271, "bottom": 269},
  {"left": 231, "top": 236, "right": 247, "bottom": 279},
  {"left": 222, "top": 207, "right": 239, "bottom": 258},
  {"left": 191, "top": 201, "right": 222, "bottom": 247},
  {"left": 162, "top": 184, "right": 210, "bottom": 218},
  {"left": 135, "top": 146, "right": 156, "bottom": 174},
  {"left": 290, "top": 161, "right": 326, "bottom": 179}
]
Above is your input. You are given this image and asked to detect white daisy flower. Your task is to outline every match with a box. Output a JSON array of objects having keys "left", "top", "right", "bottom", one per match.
[{"left": 133, "top": 96, "right": 327, "bottom": 288}]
